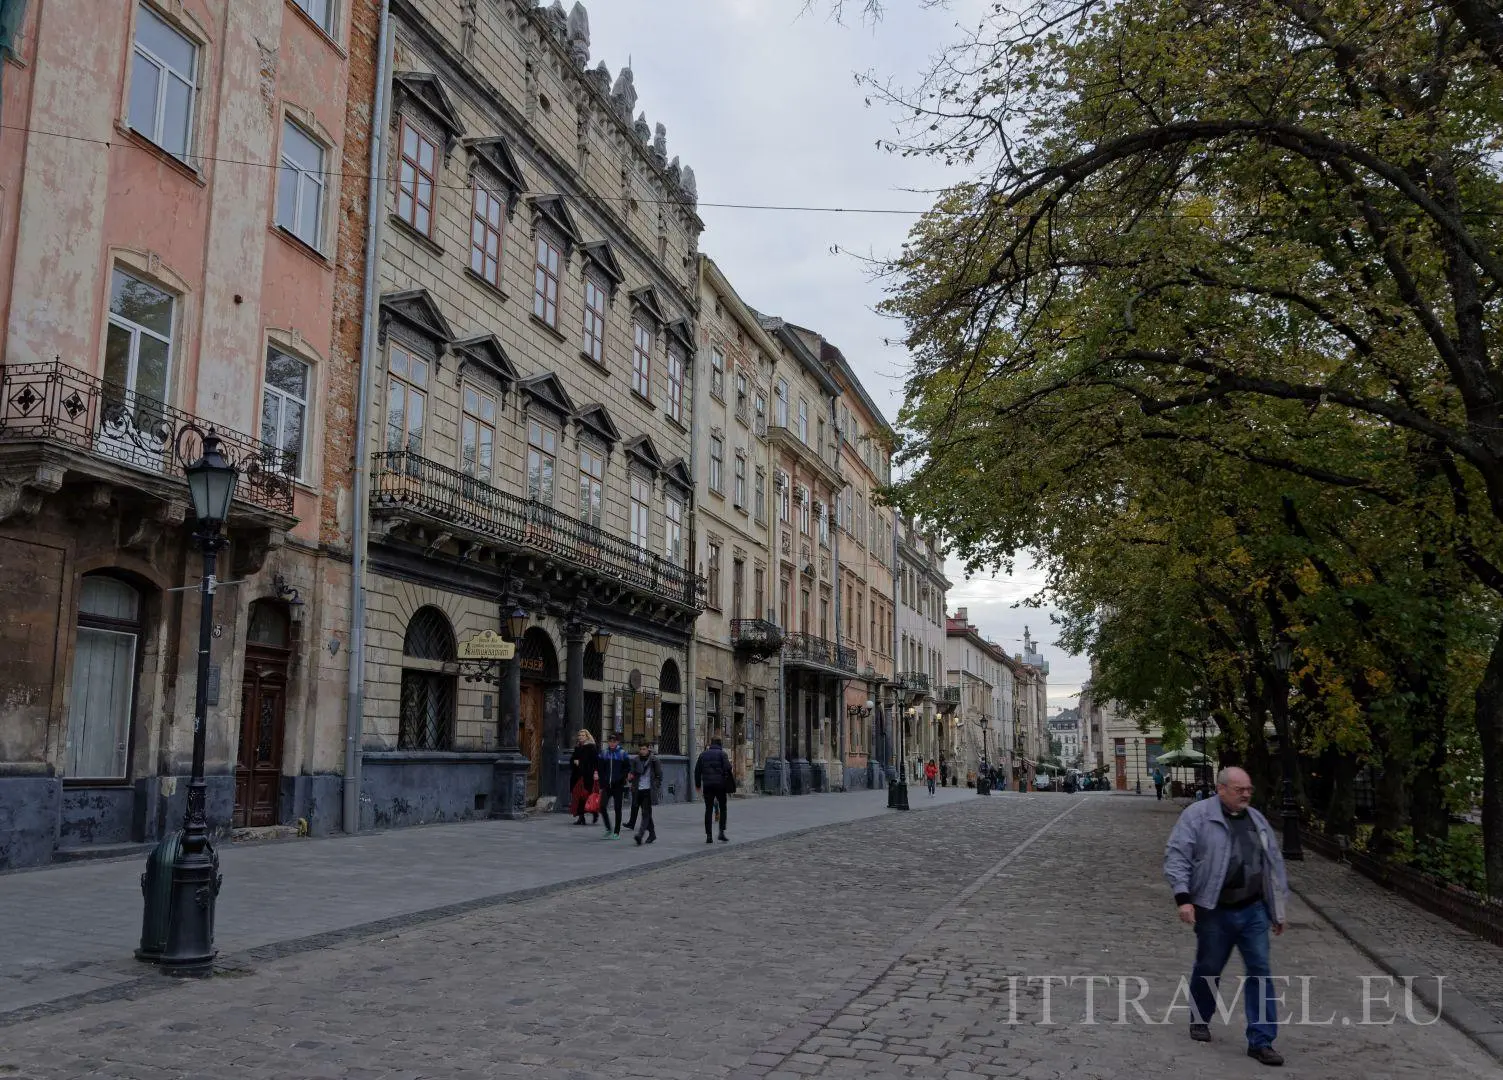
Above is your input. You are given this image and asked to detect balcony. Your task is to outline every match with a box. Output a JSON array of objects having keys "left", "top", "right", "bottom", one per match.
[
  {"left": 371, "top": 450, "right": 703, "bottom": 611},
  {"left": 898, "top": 671, "right": 931, "bottom": 699},
  {"left": 783, "top": 631, "right": 857, "bottom": 675},
  {"left": 0, "top": 358, "right": 296, "bottom": 523},
  {"left": 936, "top": 684, "right": 962, "bottom": 711},
  {"left": 767, "top": 423, "right": 841, "bottom": 486},
  {"left": 731, "top": 617, "right": 784, "bottom": 661}
]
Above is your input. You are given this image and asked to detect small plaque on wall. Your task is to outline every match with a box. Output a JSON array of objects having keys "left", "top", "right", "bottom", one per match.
[{"left": 206, "top": 664, "right": 221, "bottom": 707}]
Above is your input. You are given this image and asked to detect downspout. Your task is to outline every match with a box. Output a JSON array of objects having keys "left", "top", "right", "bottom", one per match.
[
  {"left": 828, "top": 393, "right": 842, "bottom": 790},
  {"left": 684, "top": 267, "right": 702, "bottom": 800},
  {"left": 344, "top": 0, "right": 394, "bottom": 835}
]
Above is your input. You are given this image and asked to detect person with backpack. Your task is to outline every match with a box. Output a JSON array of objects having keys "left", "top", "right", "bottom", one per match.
[
  {"left": 628, "top": 741, "right": 662, "bottom": 845},
  {"left": 595, "top": 732, "right": 631, "bottom": 838},
  {"left": 694, "top": 737, "right": 734, "bottom": 843}
]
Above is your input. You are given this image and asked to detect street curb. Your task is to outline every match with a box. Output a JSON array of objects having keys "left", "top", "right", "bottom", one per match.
[
  {"left": 0, "top": 794, "right": 977, "bottom": 1029},
  {"left": 1289, "top": 872, "right": 1503, "bottom": 1064}
]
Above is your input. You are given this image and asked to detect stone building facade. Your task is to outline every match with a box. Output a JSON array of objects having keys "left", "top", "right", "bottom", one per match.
[
  {"left": 690, "top": 255, "right": 778, "bottom": 788},
  {"left": 351, "top": 0, "right": 704, "bottom": 825},
  {"left": 895, "top": 514, "right": 950, "bottom": 777},
  {"left": 0, "top": 0, "right": 362, "bottom": 867},
  {"left": 945, "top": 608, "right": 1015, "bottom": 783}
]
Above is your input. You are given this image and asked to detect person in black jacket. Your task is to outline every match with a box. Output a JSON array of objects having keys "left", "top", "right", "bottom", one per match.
[
  {"left": 595, "top": 733, "right": 631, "bottom": 838},
  {"left": 695, "top": 737, "right": 734, "bottom": 844},
  {"left": 628, "top": 742, "right": 662, "bottom": 845},
  {"left": 568, "top": 730, "right": 599, "bottom": 825}
]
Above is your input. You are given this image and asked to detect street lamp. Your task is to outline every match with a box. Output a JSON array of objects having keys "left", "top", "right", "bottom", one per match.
[
  {"left": 1194, "top": 697, "right": 1212, "bottom": 799},
  {"left": 977, "top": 715, "right": 991, "bottom": 795},
  {"left": 1271, "top": 635, "right": 1303, "bottom": 860},
  {"left": 145, "top": 431, "right": 237, "bottom": 973},
  {"left": 1134, "top": 737, "right": 1142, "bottom": 795}
]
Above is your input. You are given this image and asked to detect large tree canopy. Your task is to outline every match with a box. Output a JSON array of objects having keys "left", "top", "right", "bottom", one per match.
[{"left": 877, "top": 0, "right": 1503, "bottom": 890}]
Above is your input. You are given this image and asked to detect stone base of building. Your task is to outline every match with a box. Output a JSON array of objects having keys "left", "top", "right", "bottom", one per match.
[
  {"left": 0, "top": 770, "right": 61, "bottom": 870},
  {"left": 810, "top": 760, "right": 830, "bottom": 793},
  {"left": 762, "top": 757, "right": 791, "bottom": 795},
  {"left": 842, "top": 765, "right": 876, "bottom": 791},
  {"left": 360, "top": 751, "right": 502, "bottom": 829},
  {"left": 279, "top": 774, "right": 345, "bottom": 836},
  {"left": 491, "top": 753, "right": 529, "bottom": 820},
  {"left": 790, "top": 759, "right": 814, "bottom": 795}
]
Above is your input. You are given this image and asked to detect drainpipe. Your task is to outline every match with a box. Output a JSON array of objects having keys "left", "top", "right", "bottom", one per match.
[
  {"left": 344, "top": 0, "right": 394, "bottom": 835},
  {"left": 829, "top": 394, "right": 842, "bottom": 789},
  {"left": 684, "top": 268, "right": 702, "bottom": 802}
]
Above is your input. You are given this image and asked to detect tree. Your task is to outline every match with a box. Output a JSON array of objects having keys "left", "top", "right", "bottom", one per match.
[{"left": 875, "top": 0, "right": 1503, "bottom": 890}]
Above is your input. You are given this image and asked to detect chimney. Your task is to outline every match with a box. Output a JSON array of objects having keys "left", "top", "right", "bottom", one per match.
[{"left": 954, "top": 607, "right": 968, "bottom": 623}]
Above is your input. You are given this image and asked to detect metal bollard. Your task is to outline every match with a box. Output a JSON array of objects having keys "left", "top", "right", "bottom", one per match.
[{"left": 135, "top": 831, "right": 183, "bottom": 963}]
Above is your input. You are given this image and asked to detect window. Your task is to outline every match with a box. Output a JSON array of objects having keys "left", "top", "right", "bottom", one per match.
[
  {"left": 754, "top": 567, "right": 765, "bottom": 620},
  {"left": 774, "top": 379, "right": 788, "bottom": 427},
  {"left": 778, "top": 475, "right": 790, "bottom": 523},
  {"left": 665, "top": 493, "right": 683, "bottom": 561},
  {"left": 578, "top": 444, "right": 604, "bottom": 526},
  {"left": 400, "top": 606, "right": 455, "bottom": 751},
  {"left": 820, "top": 597, "right": 830, "bottom": 640},
  {"left": 779, "top": 574, "right": 790, "bottom": 627},
  {"left": 630, "top": 475, "right": 651, "bottom": 552},
  {"left": 667, "top": 347, "right": 684, "bottom": 423},
  {"left": 631, "top": 321, "right": 653, "bottom": 400},
  {"left": 733, "top": 452, "right": 746, "bottom": 508},
  {"left": 800, "top": 588, "right": 810, "bottom": 633},
  {"left": 471, "top": 184, "right": 506, "bottom": 288},
  {"left": 754, "top": 467, "right": 767, "bottom": 523},
  {"left": 261, "top": 348, "right": 311, "bottom": 481},
  {"left": 797, "top": 485, "right": 811, "bottom": 535},
  {"left": 129, "top": 3, "right": 196, "bottom": 160},
  {"left": 709, "top": 436, "right": 724, "bottom": 494},
  {"left": 460, "top": 385, "right": 496, "bottom": 484},
  {"left": 396, "top": 118, "right": 437, "bottom": 236},
  {"left": 817, "top": 418, "right": 826, "bottom": 457},
  {"left": 384, "top": 345, "right": 427, "bottom": 456},
  {"left": 293, "top": 0, "right": 335, "bottom": 33},
  {"left": 797, "top": 398, "right": 809, "bottom": 443},
  {"left": 732, "top": 558, "right": 745, "bottom": 620},
  {"left": 66, "top": 576, "right": 143, "bottom": 779},
  {"left": 710, "top": 348, "right": 725, "bottom": 399},
  {"left": 582, "top": 274, "right": 606, "bottom": 363},
  {"left": 527, "top": 419, "right": 557, "bottom": 502},
  {"left": 274, "top": 119, "right": 326, "bottom": 247},
  {"left": 755, "top": 392, "right": 767, "bottom": 433},
  {"left": 841, "top": 485, "right": 853, "bottom": 531},
  {"left": 104, "top": 268, "right": 174, "bottom": 412},
  {"left": 533, "top": 235, "right": 562, "bottom": 326},
  {"left": 817, "top": 500, "right": 829, "bottom": 547},
  {"left": 736, "top": 372, "right": 748, "bottom": 417},
  {"left": 707, "top": 543, "right": 722, "bottom": 609}
]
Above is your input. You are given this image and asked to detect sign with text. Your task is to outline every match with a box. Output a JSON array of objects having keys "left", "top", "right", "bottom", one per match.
[{"left": 458, "top": 630, "right": 515, "bottom": 661}]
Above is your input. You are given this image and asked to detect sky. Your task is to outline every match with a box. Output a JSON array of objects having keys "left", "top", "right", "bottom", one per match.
[{"left": 587, "top": 1, "right": 1090, "bottom": 711}]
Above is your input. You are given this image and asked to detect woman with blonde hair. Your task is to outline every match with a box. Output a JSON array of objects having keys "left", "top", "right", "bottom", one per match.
[{"left": 569, "top": 729, "right": 599, "bottom": 825}]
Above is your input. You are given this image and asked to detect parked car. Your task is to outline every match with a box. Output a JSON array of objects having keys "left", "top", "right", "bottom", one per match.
[{"left": 1035, "top": 771, "right": 1052, "bottom": 790}]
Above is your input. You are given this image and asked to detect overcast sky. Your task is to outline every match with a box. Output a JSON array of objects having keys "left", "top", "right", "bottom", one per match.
[{"left": 587, "top": 0, "right": 1089, "bottom": 711}]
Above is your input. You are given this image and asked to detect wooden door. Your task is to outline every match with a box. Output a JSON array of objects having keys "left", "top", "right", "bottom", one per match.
[
  {"left": 521, "top": 682, "right": 544, "bottom": 803},
  {"left": 235, "top": 647, "right": 287, "bottom": 827}
]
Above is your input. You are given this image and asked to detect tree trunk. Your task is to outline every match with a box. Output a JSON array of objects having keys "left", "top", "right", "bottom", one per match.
[
  {"left": 1471, "top": 619, "right": 1503, "bottom": 896},
  {"left": 1369, "top": 725, "right": 1409, "bottom": 859},
  {"left": 1323, "top": 750, "right": 1358, "bottom": 840},
  {"left": 1409, "top": 703, "right": 1451, "bottom": 855}
]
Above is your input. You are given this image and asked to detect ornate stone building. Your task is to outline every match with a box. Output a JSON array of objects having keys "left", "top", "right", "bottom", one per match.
[
  {"left": 895, "top": 514, "right": 951, "bottom": 775},
  {"left": 0, "top": 0, "right": 362, "bottom": 866},
  {"left": 350, "top": 0, "right": 703, "bottom": 824},
  {"left": 690, "top": 256, "right": 777, "bottom": 787}
]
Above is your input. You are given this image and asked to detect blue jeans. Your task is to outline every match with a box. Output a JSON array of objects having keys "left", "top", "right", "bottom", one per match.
[{"left": 1190, "top": 901, "right": 1277, "bottom": 1048}]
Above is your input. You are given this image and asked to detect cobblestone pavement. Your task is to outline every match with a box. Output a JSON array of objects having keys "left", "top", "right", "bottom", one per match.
[
  {"left": 0, "top": 786, "right": 974, "bottom": 1017},
  {"left": 1289, "top": 840, "right": 1503, "bottom": 1021},
  {"left": 0, "top": 794, "right": 1497, "bottom": 1079}
]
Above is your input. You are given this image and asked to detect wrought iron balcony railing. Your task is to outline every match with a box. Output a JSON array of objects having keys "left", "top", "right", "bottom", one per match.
[
  {"left": 731, "top": 617, "right": 784, "bottom": 657},
  {"left": 782, "top": 631, "right": 857, "bottom": 673},
  {"left": 371, "top": 450, "right": 704, "bottom": 610},
  {"left": 0, "top": 359, "right": 296, "bottom": 514},
  {"left": 898, "top": 671, "right": 931, "bottom": 694},
  {"left": 939, "top": 684, "right": 962, "bottom": 705}
]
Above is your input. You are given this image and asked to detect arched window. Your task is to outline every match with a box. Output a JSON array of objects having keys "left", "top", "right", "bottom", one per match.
[
  {"left": 66, "top": 575, "right": 143, "bottom": 780},
  {"left": 658, "top": 659, "right": 682, "bottom": 755},
  {"left": 400, "top": 606, "right": 455, "bottom": 750}
]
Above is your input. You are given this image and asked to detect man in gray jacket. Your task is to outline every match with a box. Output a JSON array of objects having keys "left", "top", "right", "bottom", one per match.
[{"left": 1163, "top": 766, "right": 1289, "bottom": 1067}]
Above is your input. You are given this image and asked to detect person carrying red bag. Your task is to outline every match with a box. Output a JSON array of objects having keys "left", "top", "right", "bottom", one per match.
[{"left": 569, "top": 730, "right": 599, "bottom": 825}]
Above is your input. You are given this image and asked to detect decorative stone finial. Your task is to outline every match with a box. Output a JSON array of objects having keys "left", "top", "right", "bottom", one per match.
[
  {"left": 680, "top": 164, "right": 698, "bottom": 204},
  {"left": 667, "top": 155, "right": 682, "bottom": 186},
  {"left": 634, "top": 110, "right": 651, "bottom": 143},
  {"left": 567, "top": 3, "right": 590, "bottom": 68},
  {"left": 611, "top": 67, "right": 637, "bottom": 121},
  {"left": 652, "top": 123, "right": 667, "bottom": 164},
  {"left": 587, "top": 59, "right": 611, "bottom": 97}
]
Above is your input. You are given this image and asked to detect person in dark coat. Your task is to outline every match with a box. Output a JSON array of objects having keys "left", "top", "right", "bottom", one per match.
[
  {"left": 628, "top": 742, "right": 662, "bottom": 845},
  {"left": 595, "top": 733, "right": 631, "bottom": 838},
  {"left": 695, "top": 737, "right": 734, "bottom": 843},
  {"left": 568, "top": 730, "right": 599, "bottom": 825}
]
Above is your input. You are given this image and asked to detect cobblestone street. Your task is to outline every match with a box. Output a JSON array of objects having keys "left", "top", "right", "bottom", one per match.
[{"left": 0, "top": 794, "right": 1498, "bottom": 1079}]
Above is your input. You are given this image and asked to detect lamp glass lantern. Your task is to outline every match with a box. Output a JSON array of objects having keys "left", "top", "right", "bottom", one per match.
[
  {"left": 185, "top": 433, "right": 238, "bottom": 526},
  {"left": 590, "top": 627, "right": 612, "bottom": 655},
  {"left": 1271, "top": 636, "right": 1295, "bottom": 672},
  {"left": 507, "top": 606, "right": 529, "bottom": 641}
]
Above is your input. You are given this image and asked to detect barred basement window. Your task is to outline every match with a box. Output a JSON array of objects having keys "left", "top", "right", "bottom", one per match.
[{"left": 399, "top": 606, "right": 455, "bottom": 751}]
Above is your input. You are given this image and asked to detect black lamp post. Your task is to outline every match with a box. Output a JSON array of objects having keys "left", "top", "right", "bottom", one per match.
[
  {"left": 152, "top": 431, "right": 238, "bottom": 974},
  {"left": 1271, "top": 635, "right": 1303, "bottom": 860},
  {"left": 1194, "top": 697, "right": 1212, "bottom": 799}
]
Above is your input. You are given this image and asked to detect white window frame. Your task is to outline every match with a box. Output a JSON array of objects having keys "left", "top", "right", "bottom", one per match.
[
  {"left": 385, "top": 345, "right": 428, "bottom": 457},
  {"left": 578, "top": 443, "right": 605, "bottom": 527},
  {"left": 129, "top": 3, "right": 198, "bottom": 161},
  {"left": 632, "top": 320, "right": 653, "bottom": 400},
  {"left": 733, "top": 452, "right": 747, "bottom": 508},
  {"left": 276, "top": 118, "right": 326, "bottom": 248},
  {"left": 461, "top": 383, "right": 497, "bottom": 484},
  {"left": 667, "top": 347, "right": 684, "bottom": 423},
  {"left": 261, "top": 346, "right": 312, "bottom": 482},
  {"left": 630, "top": 475, "right": 651, "bottom": 553},
  {"left": 665, "top": 493, "right": 683, "bottom": 561},
  {"left": 582, "top": 274, "right": 607, "bottom": 364},
  {"left": 527, "top": 418, "right": 557, "bottom": 503},
  {"left": 798, "top": 398, "right": 809, "bottom": 443},
  {"left": 709, "top": 436, "right": 724, "bottom": 494},
  {"left": 105, "top": 267, "right": 175, "bottom": 401},
  {"left": 710, "top": 348, "right": 725, "bottom": 400},
  {"left": 292, "top": 0, "right": 336, "bottom": 35},
  {"left": 774, "top": 379, "right": 788, "bottom": 427}
]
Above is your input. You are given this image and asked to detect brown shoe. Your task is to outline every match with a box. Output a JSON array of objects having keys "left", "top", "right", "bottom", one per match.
[{"left": 1247, "top": 1046, "right": 1283, "bottom": 1067}]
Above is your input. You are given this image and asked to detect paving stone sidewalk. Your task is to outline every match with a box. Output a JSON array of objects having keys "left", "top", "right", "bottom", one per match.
[
  {"left": 0, "top": 785, "right": 977, "bottom": 1019},
  {"left": 0, "top": 793, "right": 1496, "bottom": 1079}
]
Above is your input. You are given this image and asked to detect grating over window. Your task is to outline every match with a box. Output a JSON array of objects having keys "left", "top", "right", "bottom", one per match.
[
  {"left": 659, "top": 659, "right": 681, "bottom": 694},
  {"left": 584, "top": 690, "right": 604, "bottom": 744},
  {"left": 403, "top": 606, "right": 455, "bottom": 661},
  {"left": 584, "top": 647, "right": 604, "bottom": 681},
  {"left": 659, "top": 701, "right": 681, "bottom": 755},
  {"left": 399, "top": 671, "right": 453, "bottom": 750}
]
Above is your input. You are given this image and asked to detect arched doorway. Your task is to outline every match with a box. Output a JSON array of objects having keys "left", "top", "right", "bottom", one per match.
[
  {"left": 518, "top": 626, "right": 558, "bottom": 802},
  {"left": 236, "top": 600, "right": 292, "bottom": 827}
]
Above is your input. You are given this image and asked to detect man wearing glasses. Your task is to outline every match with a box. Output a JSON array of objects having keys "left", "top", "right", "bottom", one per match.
[{"left": 1164, "top": 766, "right": 1290, "bottom": 1066}]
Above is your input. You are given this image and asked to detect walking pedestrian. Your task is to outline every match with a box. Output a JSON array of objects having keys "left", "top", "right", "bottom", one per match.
[
  {"left": 1163, "top": 766, "right": 1289, "bottom": 1067},
  {"left": 629, "top": 741, "right": 661, "bottom": 845},
  {"left": 596, "top": 732, "right": 631, "bottom": 838},
  {"left": 939, "top": 757, "right": 949, "bottom": 788},
  {"left": 569, "top": 730, "right": 598, "bottom": 825},
  {"left": 1153, "top": 766, "right": 1167, "bottom": 801},
  {"left": 694, "top": 736, "right": 734, "bottom": 843},
  {"left": 924, "top": 759, "right": 938, "bottom": 796}
]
